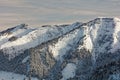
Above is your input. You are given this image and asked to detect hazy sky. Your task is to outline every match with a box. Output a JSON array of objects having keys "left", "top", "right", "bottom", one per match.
[{"left": 0, "top": 0, "right": 120, "bottom": 31}]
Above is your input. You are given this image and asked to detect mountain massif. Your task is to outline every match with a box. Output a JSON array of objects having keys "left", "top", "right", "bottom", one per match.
[{"left": 0, "top": 17, "right": 120, "bottom": 80}]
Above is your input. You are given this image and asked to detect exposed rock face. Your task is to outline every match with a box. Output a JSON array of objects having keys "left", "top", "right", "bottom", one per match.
[
  {"left": 0, "top": 18, "right": 120, "bottom": 80},
  {"left": 0, "top": 49, "right": 29, "bottom": 74}
]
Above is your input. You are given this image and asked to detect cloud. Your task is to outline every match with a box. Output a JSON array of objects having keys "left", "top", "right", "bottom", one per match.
[
  {"left": 109, "top": 0, "right": 120, "bottom": 2},
  {"left": 0, "top": 0, "right": 120, "bottom": 31},
  {"left": 0, "top": 0, "right": 31, "bottom": 7}
]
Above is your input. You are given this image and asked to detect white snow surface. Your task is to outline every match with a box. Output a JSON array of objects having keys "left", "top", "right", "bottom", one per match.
[
  {"left": 61, "top": 63, "right": 76, "bottom": 80},
  {"left": 76, "top": 18, "right": 120, "bottom": 64},
  {"left": 1, "top": 17, "right": 120, "bottom": 79},
  {"left": 0, "top": 22, "right": 81, "bottom": 60},
  {"left": 89, "top": 18, "right": 117, "bottom": 64},
  {"left": 49, "top": 25, "right": 85, "bottom": 61},
  {"left": 0, "top": 71, "right": 38, "bottom": 80},
  {"left": 0, "top": 24, "right": 34, "bottom": 46},
  {"left": 110, "top": 18, "right": 120, "bottom": 52},
  {"left": 1, "top": 17, "right": 120, "bottom": 62}
]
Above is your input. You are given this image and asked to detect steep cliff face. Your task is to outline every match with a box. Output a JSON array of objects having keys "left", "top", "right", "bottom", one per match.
[{"left": 0, "top": 18, "right": 120, "bottom": 80}]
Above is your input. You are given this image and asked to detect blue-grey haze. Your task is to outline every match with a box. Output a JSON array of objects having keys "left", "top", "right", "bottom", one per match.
[{"left": 0, "top": 0, "right": 120, "bottom": 31}]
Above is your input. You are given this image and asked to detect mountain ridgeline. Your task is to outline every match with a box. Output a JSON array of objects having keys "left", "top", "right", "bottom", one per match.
[{"left": 0, "top": 17, "right": 120, "bottom": 80}]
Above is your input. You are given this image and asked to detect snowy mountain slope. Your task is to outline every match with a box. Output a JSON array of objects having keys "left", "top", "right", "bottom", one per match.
[
  {"left": 30, "top": 17, "right": 120, "bottom": 80},
  {"left": 29, "top": 21, "right": 85, "bottom": 79},
  {"left": 0, "top": 17, "right": 120, "bottom": 80},
  {"left": 0, "top": 24, "right": 34, "bottom": 46},
  {"left": 41, "top": 17, "right": 120, "bottom": 65},
  {"left": 28, "top": 17, "right": 99, "bottom": 77},
  {"left": 0, "top": 22, "right": 82, "bottom": 60},
  {"left": 69, "top": 17, "right": 120, "bottom": 80},
  {"left": 88, "top": 18, "right": 120, "bottom": 66},
  {"left": 48, "top": 24, "right": 85, "bottom": 61}
]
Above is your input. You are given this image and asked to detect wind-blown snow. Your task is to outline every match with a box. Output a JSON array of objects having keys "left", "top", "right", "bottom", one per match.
[
  {"left": 61, "top": 63, "right": 76, "bottom": 80},
  {"left": 0, "top": 71, "right": 38, "bottom": 80}
]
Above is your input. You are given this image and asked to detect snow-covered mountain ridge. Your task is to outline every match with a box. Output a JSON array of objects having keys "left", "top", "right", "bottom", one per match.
[
  {"left": 0, "top": 17, "right": 120, "bottom": 80},
  {"left": 0, "top": 22, "right": 82, "bottom": 60}
]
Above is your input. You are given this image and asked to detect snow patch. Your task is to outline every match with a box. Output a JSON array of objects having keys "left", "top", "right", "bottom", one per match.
[
  {"left": 61, "top": 63, "right": 76, "bottom": 80},
  {"left": 22, "top": 56, "right": 30, "bottom": 63},
  {"left": 0, "top": 71, "right": 38, "bottom": 80}
]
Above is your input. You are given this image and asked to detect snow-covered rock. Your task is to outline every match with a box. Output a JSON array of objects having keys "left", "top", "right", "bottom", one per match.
[
  {"left": 0, "top": 17, "right": 120, "bottom": 80},
  {"left": 0, "top": 22, "right": 82, "bottom": 60},
  {"left": 61, "top": 63, "right": 76, "bottom": 80}
]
